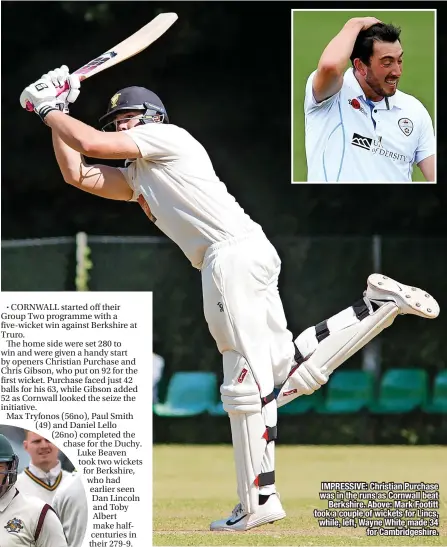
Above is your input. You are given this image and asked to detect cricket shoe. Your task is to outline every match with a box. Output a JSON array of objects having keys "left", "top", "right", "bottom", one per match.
[
  {"left": 210, "top": 493, "right": 286, "bottom": 531},
  {"left": 366, "top": 274, "right": 439, "bottom": 319}
]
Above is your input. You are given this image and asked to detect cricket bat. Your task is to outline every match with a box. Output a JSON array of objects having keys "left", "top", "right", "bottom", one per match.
[{"left": 25, "top": 12, "right": 178, "bottom": 111}]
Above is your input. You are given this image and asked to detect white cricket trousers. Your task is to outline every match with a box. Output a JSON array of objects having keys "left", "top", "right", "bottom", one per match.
[{"left": 201, "top": 229, "right": 295, "bottom": 393}]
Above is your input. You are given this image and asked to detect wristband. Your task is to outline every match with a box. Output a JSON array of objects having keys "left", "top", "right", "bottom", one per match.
[{"left": 38, "top": 105, "right": 59, "bottom": 123}]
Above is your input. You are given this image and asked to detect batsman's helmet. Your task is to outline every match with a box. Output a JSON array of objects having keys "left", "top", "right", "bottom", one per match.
[
  {"left": 0, "top": 434, "right": 19, "bottom": 498},
  {"left": 100, "top": 86, "right": 169, "bottom": 131}
]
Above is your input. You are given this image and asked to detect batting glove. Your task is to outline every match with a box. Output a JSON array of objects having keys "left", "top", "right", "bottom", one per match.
[
  {"left": 19, "top": 77, "right": 60, "bottom": 121},
  {"left": 19, "top": 66, "right": 80, "bottom": 122},
  {"left": 41, "top": 65, "right": 81, "bottom": 113}
]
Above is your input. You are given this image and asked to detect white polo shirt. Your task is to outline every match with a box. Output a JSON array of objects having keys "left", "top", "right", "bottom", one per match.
[
  {"left": 304, "top": 68, "right": 435, "bottom": 182},
  {"left": 16, "top": 463, "right": 72, "bottom": 504}
]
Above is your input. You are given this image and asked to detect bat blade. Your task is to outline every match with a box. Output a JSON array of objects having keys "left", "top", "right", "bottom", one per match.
[
  {"left": 73, "top": 12, "right": 178, "bottom": 81},
  {"left": 24, "top": 13, "right": 178, "bottom": 111}
]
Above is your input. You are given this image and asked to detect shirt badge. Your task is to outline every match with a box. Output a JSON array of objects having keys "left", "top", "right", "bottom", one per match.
[
  {"left": 348, "top": 98, "right": 368, "bottom": 116},
  {"left": 5, "top": 517, "right": 24, "bottom": 534},
  {"left": 398, "top": 118, "right": 413, "bottom": 136}
]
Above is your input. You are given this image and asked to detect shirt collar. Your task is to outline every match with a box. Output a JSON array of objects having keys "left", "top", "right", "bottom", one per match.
[
  {"left": 29, "top": 461, "right": 61, "bottom": 485},
  {"left": 0, "top": 486, "right": 18, "bottom": 512},
  {"left": 345, "top": 67, "right": 399, "bottom": 110}
]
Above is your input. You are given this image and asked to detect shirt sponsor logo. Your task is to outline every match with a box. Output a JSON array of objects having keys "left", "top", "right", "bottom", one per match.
[
  {"left": 398, "top": 117, "right": 414, "bottom": 136},
  {"left": 352, "top": 133, "right": 372, "bottom": 150},
  {"left": 351, "top": 133, "right": 410, "bottom": 163}
]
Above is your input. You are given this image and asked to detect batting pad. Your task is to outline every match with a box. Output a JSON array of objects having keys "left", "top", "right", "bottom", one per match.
[
  {"left": 228, "top": 412, "right": 267, "bottom": 513},
  {"left": 277, "top": 302, "right": 399, "bottom": 407},
  {"left": 221, "top": 351, "right": 275, "bottom": 513}
]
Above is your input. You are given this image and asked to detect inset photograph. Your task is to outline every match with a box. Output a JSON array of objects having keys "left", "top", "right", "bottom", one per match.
[
  {"left": 292, "top": 9, "right": 436, "bottom": 183},
  {"left": 0, "top": 425, "right": 87, "bottom": 547}
]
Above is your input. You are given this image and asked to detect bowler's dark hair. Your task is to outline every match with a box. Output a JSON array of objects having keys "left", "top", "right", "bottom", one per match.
[{"left": 350, "top": 23, "right": 401, "bottom": 67}]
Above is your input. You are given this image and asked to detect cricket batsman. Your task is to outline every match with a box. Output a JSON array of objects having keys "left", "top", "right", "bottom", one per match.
[
  {"left": 0, "top": 434, "right": 68, "bottom": 546},
  {"left": 304, "top": 18, "right": 435, "bottom": 182},
  {"left": 20, "top": 66, "right": 439, "bottom": 530}
]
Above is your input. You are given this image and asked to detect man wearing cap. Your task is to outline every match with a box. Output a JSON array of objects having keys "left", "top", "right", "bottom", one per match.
[
  {"left": 304, "top": 18, "right": 435, "bottom": 182},
  {"left": 0, "top": 434, "right": 68, "bottom": 546},
  {"left": 19, "top": 66, "right": 440, "bottom": 532}
]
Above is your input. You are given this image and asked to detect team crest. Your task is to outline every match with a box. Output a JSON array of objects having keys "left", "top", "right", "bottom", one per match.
[
  {"left": 5, "top": 517, "right": 24, "bottom": 533},
  {"left": 398, "top": 118, "right": 413, "bottom": 136},
  {"left": 110, "top": 93, "right": 121, "bottom": 108}
]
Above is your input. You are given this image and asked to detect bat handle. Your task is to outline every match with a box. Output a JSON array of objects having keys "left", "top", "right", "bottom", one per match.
[
  {"left": 25, "top": 81, "right": 70, "bottom": 112},
  {"left": 55, "top": 81, "right": 70, "bottom": 97}
]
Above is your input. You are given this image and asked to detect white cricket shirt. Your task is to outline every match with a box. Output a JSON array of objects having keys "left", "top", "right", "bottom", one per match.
[
  {"left": 304, "top": 68, "right": 435, "bottom": 182},
  {"left": 16, "top": 463, "right": 72, "bottom": 504},
  {"left": 119, "top": 124, "right": 260, "bottom": 269},
  {"left": 0, "top": 488, "right": 67, "bottom": 546}
]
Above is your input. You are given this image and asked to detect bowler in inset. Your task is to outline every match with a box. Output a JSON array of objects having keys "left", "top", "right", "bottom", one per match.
[{"left": 304, "top": 18, "right": 435, "bottom": 182}]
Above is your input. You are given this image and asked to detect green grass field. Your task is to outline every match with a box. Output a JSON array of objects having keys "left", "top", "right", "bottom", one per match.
[
  {"left": 292, "top": 10, "right": 435, "bottom": 182},
  {"left": 154, "top": 445, "right": 446, "bottom": 546}
]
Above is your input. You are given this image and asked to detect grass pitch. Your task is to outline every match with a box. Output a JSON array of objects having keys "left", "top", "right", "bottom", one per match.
[
  {"left": 153, "top": 444, "right": 446, "bottom": 546},
  {"left": 292, "top": 10, "right": 436, "bottom": 183}
]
